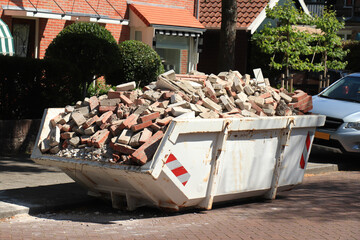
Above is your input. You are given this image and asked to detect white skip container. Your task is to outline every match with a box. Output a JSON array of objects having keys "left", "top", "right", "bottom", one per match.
[{"left": 31, "top": 108, "right": 325, "bottom": 211}]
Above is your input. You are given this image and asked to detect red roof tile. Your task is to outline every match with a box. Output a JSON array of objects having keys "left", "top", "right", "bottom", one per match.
[
  {"left": 199, "top": 0, "right": 268, "bottom": 29},
  {"left": 130, "top": 4, "right": 205, "bottom": 29}
]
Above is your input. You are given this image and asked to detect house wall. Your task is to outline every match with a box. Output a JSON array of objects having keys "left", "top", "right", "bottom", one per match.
[
  {"left": 129, "top": 9, "right": 154, "bottom": 46},
  {"left": 1, "top": 0, "right": 196, "bottom": 59}
]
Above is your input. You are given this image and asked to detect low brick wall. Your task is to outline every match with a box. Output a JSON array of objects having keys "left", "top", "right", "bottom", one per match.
[{"left": 0, "top": 119, "right": 41, "bottom": 155}]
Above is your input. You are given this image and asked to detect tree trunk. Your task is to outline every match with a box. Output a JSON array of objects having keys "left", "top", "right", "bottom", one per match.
[
  {"left": 219, "top": 0, "right": 237, "bottom": 72},
  {"left": 323, "top": 51, "right": 328, "bottom": 80}
]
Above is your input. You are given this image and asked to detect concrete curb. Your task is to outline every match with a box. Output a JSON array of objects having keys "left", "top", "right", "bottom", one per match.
[
  {"left": 305, "top": 162, "right": 339, "bottom": 175},
  {"left": 0, "top": 183, "right": 94, "bottom": 220}
]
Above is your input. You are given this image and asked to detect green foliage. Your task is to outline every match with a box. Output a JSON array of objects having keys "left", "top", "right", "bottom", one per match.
[
  {"left": 0, "top": 55, "right": 81, "bottom": 119},
  {"left": 45, "top": 22, "right": 121, "bottom": 91},
  {"left": 343, "top": 40, "right": 360, "bottom": 72},
  {"left": 87, "top": 77, "right": 116, "bottom": 97},
  {"left": 311, "top": 8, "right": 348, "bottom": 75},
  {"left": 252, "top": 0, "right": 313, "bottom": 76},
  {"left": 118, "top": 40, "right": 164, "bottom": 87},
  {"left": 251, "top": 1, "right": 348, "bottom": 78}
]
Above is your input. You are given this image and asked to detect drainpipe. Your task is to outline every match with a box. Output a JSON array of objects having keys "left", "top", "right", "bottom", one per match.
[{"left": 195, "top": 0, "right": 200, "bottom": 19}]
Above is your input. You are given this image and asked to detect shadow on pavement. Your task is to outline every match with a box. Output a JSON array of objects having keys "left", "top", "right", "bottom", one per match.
[
  {"left": 309, "top": 145, "right": 360, "bottom": 171},
  {"left": 31, "top": 173, "right": 360, "bottom": 224},
  {"left": 0, "top": 154, "right": 59, "bottom": 174},
  {"left": 0, "top": 183, "right": 94, "bottom": 215}
]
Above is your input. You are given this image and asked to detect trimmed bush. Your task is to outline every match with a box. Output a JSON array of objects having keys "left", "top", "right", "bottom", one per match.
[
  {"left": 118, "top": 40, "right": 164, "bottom": 87},
  {"left": 0, "top": 55, "right": 81, "bottom": 120},
  {"left": 45, "top": 22, "right": 121, "bottom": 94}
]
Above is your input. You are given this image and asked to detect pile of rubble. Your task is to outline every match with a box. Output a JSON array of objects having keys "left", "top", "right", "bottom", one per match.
[{"left": 39, "top": 69, "right": 313, "bottom": 165}]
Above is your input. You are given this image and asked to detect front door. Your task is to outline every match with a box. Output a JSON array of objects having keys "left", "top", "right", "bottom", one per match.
[{"left": 12, "top": 18, "right": 35, "bottom": 58}]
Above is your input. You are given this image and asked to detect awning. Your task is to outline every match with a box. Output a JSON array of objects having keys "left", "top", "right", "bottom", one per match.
[
  {"left": 0, "top": 19, "right": 14, "bottom": 56},
  {"left": 129, "top": 4, "right": 205, "bottom": 34}
]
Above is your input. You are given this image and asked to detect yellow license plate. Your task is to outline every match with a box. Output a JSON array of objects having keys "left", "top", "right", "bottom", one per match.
[{"left": 315, "top": 131, "right": 330, "bottom": 140}]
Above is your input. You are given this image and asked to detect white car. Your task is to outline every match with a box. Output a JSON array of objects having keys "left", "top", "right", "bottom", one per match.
[{"left": 311, "top": 73, "right": 360, "bottom": 154}]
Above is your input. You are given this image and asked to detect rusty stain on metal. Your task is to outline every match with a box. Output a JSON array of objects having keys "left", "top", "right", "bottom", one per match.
[
  {"left": 203, "top": 170, "right": 210, "bottom": 182},
  {"left": 82, "top": 173, "right": 97, "bottom": 185}
]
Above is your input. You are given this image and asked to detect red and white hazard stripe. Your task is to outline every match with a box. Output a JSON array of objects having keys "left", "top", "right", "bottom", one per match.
[
  {"left": 165, "top": 153, "right": 190, "bottom": 186},
  {"left": 300, "top": 132, "right": 311, "bottom": 169}
]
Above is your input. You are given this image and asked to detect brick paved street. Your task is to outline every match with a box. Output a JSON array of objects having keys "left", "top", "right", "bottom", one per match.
[{"left": 1, "top": 171, "right": 359, "bottom": 240}]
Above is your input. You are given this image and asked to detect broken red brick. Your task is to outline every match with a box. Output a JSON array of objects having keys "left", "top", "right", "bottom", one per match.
[
  {"left": 162, "top": 91, "right": 174, "bottom": 99},
  {"left": 112, "top": 143, "right": 136, "bottom": 155},
  {"left": 177, "top": 91, "right": 191, "bottom": 102},
  {"left": 100, "top": 122, "right": 110, "bottom": 130},
  {"left": 150, "top": 101, "right": 160, "bottom": 108},
  {"left": 249, "top": 100, "right": 265, "bottom": 115},
  {"left": 92, "top": 129, "right": 110, "bottom": 148},
  {"left": 289, "top": 95, "right": 312, "bottom": 109},
  {"left": 120, "top": 94, "right": 133, "bottom": 106},
  {"left": 150, "top": 122, "right": 162, "bottom": 131},
  {"left": 89, "top": 96, "right": 99, "bottom": 111},
  {"left": 99, "top": 105, "right": 117, "bottom": 113},
  {"left": 109, "top": 124, "right": 121, "bottom": 136},
  {"left": 130, "top": 131, "right": 164, "bottom": 165},
  {"left": 108, "top": 91, "right": 122, "bottom": 99},
  {"left": 134, "top": 98, "right": 146, "bottom": 106},
  {"left": 50, "top": 114, "right": 63, "bottom": 127},
  {"left": 259, "top": 92, "right": 272, "bottom": 99},
  {"left": 62, "top": 140, "right": 69, "bottom": 149},
  {"left": 119, "top": 113, "right": 139, "bottom": 129},
  {"left": 225, "top": 86, "right": 237, "bottom": 98},
  {"left": 81, "top": 135, "right": 91, "bottom": 145},
  {"left": 60, "top": 132, "right": 75, "bottom": 140},
  {"left": 112, "top": 153, "right": 121, "bottom": 162},
  {"left": 131, "top": 120, "right": 153, "bottom": 132},
  {"left": 156, "top": 116, "right": 173, "bottom": 126},
  {"left": 292, "top": 90, "right": 307, "bottom": 102},
  {"left": 139, "top": 128, "right": 153, "bottom": 144},
  {"left": 140, "top": 112, "right": 160, "bottom": 123},
  {"left": 83, "top": 115, "right": 99, "bottom": 129},
  {"left": 97, "top": 111, "right": 113, "bottom": 126},
  {"left": 61, "top": 124, "right": 72, "bottom": 132}
]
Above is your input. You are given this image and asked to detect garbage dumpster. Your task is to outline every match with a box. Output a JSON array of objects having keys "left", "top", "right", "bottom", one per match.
[{"left": 31, "top": 108, "right": 325, "bottom": 211}]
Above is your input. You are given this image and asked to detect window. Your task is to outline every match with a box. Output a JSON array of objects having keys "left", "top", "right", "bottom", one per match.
[
  {"left": 155, "top": 35, "right": 190, "bottom": 74},
  {"left": 12, "top": 19, "right": 35, "bottom": 58},
  {"left": 344, "top": 0, "right": 353, "bottom": 7},
  {"left": 135, "top": 31, "right": 142, "bottom": 41}
]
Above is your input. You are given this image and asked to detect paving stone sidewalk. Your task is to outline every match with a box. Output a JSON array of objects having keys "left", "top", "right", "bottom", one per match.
[
  {"left": 0, "top": 170, "right": 359, "bottom": 239},
  {"left": 0, "top": 154, "right": 338, "bottom": 220},
  {"left": 0, "top": 155, "right": 94, "bottom": 219}
]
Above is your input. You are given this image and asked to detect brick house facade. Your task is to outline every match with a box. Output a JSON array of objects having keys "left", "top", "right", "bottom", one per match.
[{"left": 0, "top": 0, "right": 204, "bottom": 74}]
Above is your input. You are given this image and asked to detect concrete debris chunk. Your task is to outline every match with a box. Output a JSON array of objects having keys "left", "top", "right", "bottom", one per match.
[{"left": 116, "top": 81, "right": 136, "bottom": 91}]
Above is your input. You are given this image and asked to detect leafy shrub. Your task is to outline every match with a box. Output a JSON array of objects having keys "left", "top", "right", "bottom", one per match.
[
  {"left": 343, "top": 40, "right": 360, "bottom": 73},
  {"left": 87, "top": 76, "right": 116, "bottom": 97},
  {"left": 45, "top": 22, "right": 121, "bottom": 93},
  {"left": 118, "top": 40, "right": 164, "bottom": 87},
  {"left": 0, "top": 55, "right": 80, "bottom": 119}
]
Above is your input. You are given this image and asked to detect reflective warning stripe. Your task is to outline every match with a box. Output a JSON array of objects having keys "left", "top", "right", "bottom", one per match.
[
  {"left": 166, "top": 153, "right": 190, "bottom": 186},
  {"left": 300, "top": 132, "right": 311, "bottom": 169}
]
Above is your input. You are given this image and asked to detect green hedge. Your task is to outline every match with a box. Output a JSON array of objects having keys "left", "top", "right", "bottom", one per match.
[
  {"left": 45, "top": 22, "right": 122, "bottom": 89},
  {"left": 117, "top": 40, "right": 164, "bottom": 87},
  {"left": 0, "top": 56, "right": 81, "bottom": 120}
]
